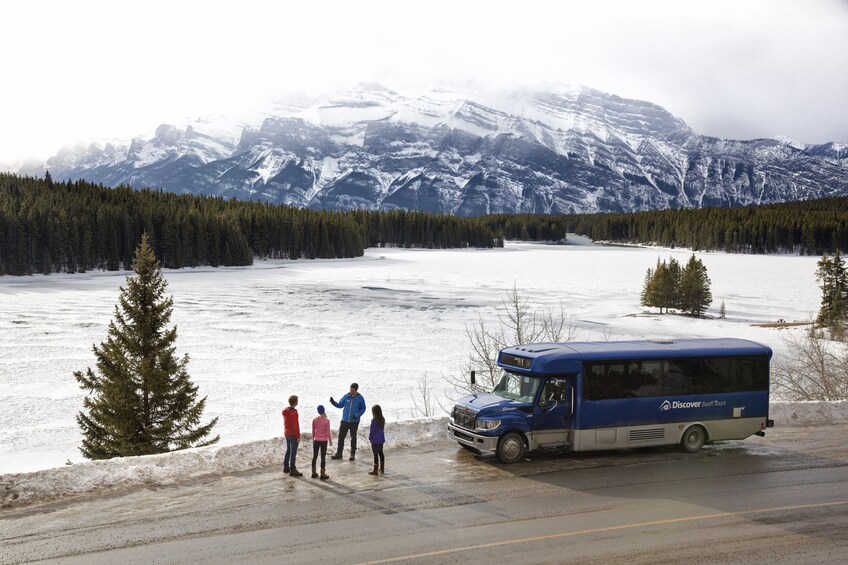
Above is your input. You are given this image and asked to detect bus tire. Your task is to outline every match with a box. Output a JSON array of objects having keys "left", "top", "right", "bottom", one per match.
[
  {"left": 497, "top": 432, "right": 526, "bottom": 463},
  {"left": 681, "top": 425, "right": 707, "bottom": 453}
]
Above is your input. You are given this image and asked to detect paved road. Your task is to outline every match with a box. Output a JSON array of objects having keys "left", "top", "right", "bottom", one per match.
[{"left": 2, "top": 424, "right": 847, "bottom": 564}]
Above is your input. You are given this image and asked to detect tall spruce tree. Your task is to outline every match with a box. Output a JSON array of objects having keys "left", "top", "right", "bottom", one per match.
[
  {"left": 667, "top": 257, "right": 683, "bottom": 311},
  {"left": 641, "top": 257, "right": 680, "bottom": 313},
  {"left": 816, "top": 251, "right": 848, "bottom": 333},
  {"left": 640, "top": 266, "right": 654, "bottom": 308},
  {"left": 680, "top": 254, "right": 712, "bottom": 317},
  {"left": 75, "top": 233, "right": 218, "bottom": 459}
]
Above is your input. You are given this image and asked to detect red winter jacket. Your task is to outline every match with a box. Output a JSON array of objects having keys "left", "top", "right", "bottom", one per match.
[{"left": 282, "top": 407, "right": 300, "bottom": 440}]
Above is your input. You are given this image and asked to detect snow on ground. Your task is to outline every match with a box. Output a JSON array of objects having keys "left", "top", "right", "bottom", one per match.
[{"left": 0, "top": 238, "right": 828, "bottom": 477}]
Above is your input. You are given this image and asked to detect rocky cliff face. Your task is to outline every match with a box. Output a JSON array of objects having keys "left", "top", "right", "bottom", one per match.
[{"left": 30, "top": 85, "right": 848, "bottom": 215}]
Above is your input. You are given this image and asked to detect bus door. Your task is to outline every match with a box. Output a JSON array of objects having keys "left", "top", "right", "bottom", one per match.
[{"left": 533, "top": 376, "right": 573, "bottom": 448}]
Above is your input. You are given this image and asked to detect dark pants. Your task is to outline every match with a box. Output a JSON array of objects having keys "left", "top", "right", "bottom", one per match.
[
  {"left": 371, "top": 443, "right": 384, "bottom": 466},
  {"left": 312, "top": 440, "right": 328, "bottom": 468},
  {"left": 284, "top": 435, "right": 298, "bottom": 469},
  {"left": 336, "top": 421, "right": 359, "bottom": 454}
]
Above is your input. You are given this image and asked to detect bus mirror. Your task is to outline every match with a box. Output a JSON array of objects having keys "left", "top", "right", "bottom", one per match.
[{"left": 470, "top": 370, "right": 476, "bottom": 385}]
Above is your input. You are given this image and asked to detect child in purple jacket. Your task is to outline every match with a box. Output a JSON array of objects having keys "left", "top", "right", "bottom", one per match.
[{"left": 368, "top": 404, "right": 385, "bottom": 475}]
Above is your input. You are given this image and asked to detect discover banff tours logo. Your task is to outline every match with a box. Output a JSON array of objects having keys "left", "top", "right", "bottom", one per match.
[{"left": 659, "top": 399, "right": 726, "bottom": 411}]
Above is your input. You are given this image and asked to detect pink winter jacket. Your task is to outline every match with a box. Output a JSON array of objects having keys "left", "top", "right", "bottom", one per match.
[{"left": 312, "top": 416, "right": 332, "bottom": 444}]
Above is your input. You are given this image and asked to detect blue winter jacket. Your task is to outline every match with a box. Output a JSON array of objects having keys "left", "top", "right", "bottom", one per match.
[
  {"left": 369, "top": 419, "right": 385, "bottom": 444},
  {"left": 331, "top": 392, "right": 366, "bottom": 423}
]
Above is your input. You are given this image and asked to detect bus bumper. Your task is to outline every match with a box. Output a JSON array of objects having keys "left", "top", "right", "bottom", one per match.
[{"left": 448, "top": 422, "right": 499, "bottom": 451}]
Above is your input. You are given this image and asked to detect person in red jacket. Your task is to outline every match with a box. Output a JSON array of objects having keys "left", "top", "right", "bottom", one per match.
[{"left": 282, "top": 395, "right": 302, "bottom": 477}]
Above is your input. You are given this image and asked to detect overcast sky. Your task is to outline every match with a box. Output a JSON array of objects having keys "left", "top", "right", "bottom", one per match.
[{"left": 2, "top": 0, "right": 847, "bottom": 163}]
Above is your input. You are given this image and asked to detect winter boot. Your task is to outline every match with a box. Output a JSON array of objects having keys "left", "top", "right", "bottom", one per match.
[
  {"left": 290, "top": 468, "right": 303, "bottom": 477},
  {"left": 331, "top": 452, "right": 343, "bottom": 460},
  {"left": 349, "top": 450, "right": 356, "bottom": 461},
  {"left": 311, "top": 465, "right": 318, "bottom": 479},
  {"left": 320, "top": 468, "right": 330, "bottom": 481},
  {"left": 380, "top": 463, "right": 385, "bottom": 474},
  {"left": 368, "top": 464, "right": 379, "bottom": 476},
  {"left": 283, "top": 463, "right": 290, "bottom": 474}
]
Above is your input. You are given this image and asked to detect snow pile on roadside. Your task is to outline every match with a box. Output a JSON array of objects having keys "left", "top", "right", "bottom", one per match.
[
  {"left": 770, "top": 400, "right": 848, "bottom": 425},
  {"left": 4, "top": 403, "right": 848, "bottom": 509},
  {"left": 0, "top": 417, "right": 448, "bottom": 509}
]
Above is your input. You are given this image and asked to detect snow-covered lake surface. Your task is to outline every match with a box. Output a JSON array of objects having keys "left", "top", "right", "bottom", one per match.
[{"left": 0, "top": 237, "right": 824, "bottom": 474}]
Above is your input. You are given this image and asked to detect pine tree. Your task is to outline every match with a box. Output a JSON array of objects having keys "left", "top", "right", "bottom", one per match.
[
  {"left": 816, "top": 251, "right": 848, "bottom": 332},
  {"left": 719, "top": 300, "right": 726, "bottom": 319},
  {"left": 642, "top": 258, "right": 679, "bottom": 313},
  {"left": 75, "top": 233, "right": 218, "bottom": 459},
  {"left": 666, "top": 257, "right": 683, "bottom": 311},
  {"left": 680, "top": 254, "right": 713, "bottom": 317},
  {"left": 640, "top": 267, "right": 654, "bottom": 309}
]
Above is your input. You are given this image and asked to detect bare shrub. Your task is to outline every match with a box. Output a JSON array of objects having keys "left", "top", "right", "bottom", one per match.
[
  {"left": 772, "top": 329, "right": 848, "bottom": 401},
  {"left": 446, "top": 284, "right": 577, "bottom": 395},
  {"left": 410, "top": 371, "right": 450, "bottom": 418}
]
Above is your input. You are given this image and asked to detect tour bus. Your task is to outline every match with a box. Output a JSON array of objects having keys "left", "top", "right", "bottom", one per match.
[{"left": 448, "top": 338, "right": 774, "bottom": 463}]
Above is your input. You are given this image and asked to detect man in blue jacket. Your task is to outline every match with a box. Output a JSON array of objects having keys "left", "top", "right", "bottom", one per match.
[{"left": 330, "top": 382, "right": 366, "bottom": 461}]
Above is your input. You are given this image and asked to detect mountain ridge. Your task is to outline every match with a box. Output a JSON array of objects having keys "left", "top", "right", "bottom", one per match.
[{"left": 21, "top": 84, "right": 848, "bottom": 216}]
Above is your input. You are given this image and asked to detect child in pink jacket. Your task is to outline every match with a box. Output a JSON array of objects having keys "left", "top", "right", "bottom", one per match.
[{"left": 311, "top": 405, "right": 332, "bottom": 480}]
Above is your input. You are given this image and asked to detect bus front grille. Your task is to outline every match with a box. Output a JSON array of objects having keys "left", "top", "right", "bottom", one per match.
[
  {"left": 452, "top": 406, "right": 478, "bottom": 430},
  {"left": 629, "top": 428, "right": 665, "bottom": 442}
]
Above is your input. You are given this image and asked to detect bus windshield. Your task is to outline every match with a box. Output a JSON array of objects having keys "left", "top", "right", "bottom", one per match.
[{"left": 492, "top": 371, "right": 540, "bottom": 403}]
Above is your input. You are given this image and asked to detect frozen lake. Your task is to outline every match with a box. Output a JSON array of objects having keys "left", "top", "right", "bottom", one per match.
[{"left": 0, "top": 237, "right": 821, "bottom": 473}]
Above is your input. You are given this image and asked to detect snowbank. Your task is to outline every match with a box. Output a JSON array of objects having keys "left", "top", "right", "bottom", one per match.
[
  {"left": 0, "top": 417, "right": 448, "bottom": 509},
  {"left": 3, "top": 402, "right": 848, "bottom": 510},
  {"left": 769, "top": 400, "right": 848, "bottom": 426}
]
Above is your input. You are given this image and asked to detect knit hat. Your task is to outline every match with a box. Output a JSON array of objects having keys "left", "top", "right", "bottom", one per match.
[{"left": 317, "top": 405, "right": 325, "bottom": 414}]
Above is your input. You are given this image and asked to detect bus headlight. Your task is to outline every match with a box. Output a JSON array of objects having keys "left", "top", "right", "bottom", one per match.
[{"left": 475, "top": 419, "right": 501, "bottom": 431}]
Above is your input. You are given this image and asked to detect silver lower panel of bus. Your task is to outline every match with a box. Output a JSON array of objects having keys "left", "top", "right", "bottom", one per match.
[{"left": 572, "top": 417, "right": 767, "bottom": 451}]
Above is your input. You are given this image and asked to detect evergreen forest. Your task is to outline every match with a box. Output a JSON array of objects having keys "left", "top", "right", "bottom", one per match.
[
  {"left": 3, "top": 172, "right": 847, "bottom": 276},
  {"left": 543, "top": 197, "right": 848, "bottom": 255},
  {"left": 0, "top": 174, "right": 502, "bottom": 276}
]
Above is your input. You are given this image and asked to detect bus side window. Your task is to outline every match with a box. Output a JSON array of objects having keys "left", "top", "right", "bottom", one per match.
[
  {"left": 541, "top": 380, "right": 553, "bottom": 404},
  {"left": 636, "top": 360, "right": 663, "bottom": 397},
  {"left": 735, "top": 357, "right": 767, "bottom": 391},
  {"left": 554, "top": 382, "right": 565, "bottom": 402},
  {"left": 542, "top": 379, "right": 567, "bottom": 403},
  {"left": 607, "top": 363, "right": 631, "bottom": 397},
  {"left": 585, "top": 364, "right": 605, "bottom": 400},
  {"left": 666, "top": 359, "right": 699, "bottom": 395},
  {"left": 702, "top": 358, "right": 731, "bottom": 393}
]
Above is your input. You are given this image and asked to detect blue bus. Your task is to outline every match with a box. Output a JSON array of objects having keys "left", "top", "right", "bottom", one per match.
[{"left": 448, "top": 338, "right": 774, "bottom": 463}]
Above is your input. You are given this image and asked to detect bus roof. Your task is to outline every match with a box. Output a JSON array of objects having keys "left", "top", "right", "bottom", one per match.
[{"left": 500, "top": 338, "right": 772, "bottom": 370}]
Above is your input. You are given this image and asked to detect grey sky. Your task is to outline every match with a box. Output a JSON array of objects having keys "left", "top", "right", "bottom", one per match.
[{"left": 2, "top": 0, "right": 847, "bottom": 163}]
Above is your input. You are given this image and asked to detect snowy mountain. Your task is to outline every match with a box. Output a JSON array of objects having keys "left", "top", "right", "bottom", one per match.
[{"left": 25, "top": 84, "right": 848, "bottom": 215}]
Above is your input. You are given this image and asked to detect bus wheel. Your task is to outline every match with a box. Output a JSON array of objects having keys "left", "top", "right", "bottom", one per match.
[
  {"left": 681, "top": 425, "right": 707, "bottom": 453},
  {"left": 497, "top": 432, "right": 526, "bottom": 463}
]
